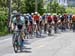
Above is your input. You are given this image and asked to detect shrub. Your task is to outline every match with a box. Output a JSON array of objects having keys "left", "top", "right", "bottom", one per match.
[{"left": 0, "top": 14, "right": 8, "bottom": 36}]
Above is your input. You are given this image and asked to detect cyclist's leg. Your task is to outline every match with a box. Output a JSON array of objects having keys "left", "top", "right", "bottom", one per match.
[
  {"left": 36, "top": 20, "right": 40, "bottom": 37},
  {"left": 61, "top": 21, "right": 64, "bottom": 32},
  {"left": 72, "top": 22, "right": 75, "bottom": 32},
  {"left": 29, "top": 23, "right": 33, "bottom": 38},
  {"left": 54, "top": 22, "right": 57, "bottom": 33},
  {"left": 39, "top": 21, "right": 43, "bottom": 36},
  {"left": 47, "top": 21, "right": 52, "bottom": 35}
]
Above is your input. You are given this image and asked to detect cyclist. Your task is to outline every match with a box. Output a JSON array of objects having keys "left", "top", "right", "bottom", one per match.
[
  {"left": 47, "top": 13, "right": 52, "bottom": 35},
  {"left": 68, "top": 14, "right": 72, "bottom": 30},
  {"left": 57, "top": 15, "right": 61, "bottom": 29},
  {"left": 60, "top": 15, "right": 65, "bottom": 31},
  {"left": 23, "top": 13, "right": 30, "bottom": 39},
  {"left": 53, "top": 15, "right": 58, "bottom": 33},
  {"left": 42, "top": 13, "right": 46, "bottom": 29},
  {"left": 33, "top": 12, "right": 40, "bottom": 25},
  {"left": 72, "top": 15, "right": 75, "bottom": 32},
  {"left": 28, "top": 14, "right": 33, "bottom": 25},
  {"left": 39, "top": 14, "right": 43, "bottom": 35},
  {"left": 28, "top": 13, "right": 33, "bottom": 38},
  {"left": 33, "top": 12, "right": 40, "bottom": 37},
  {"left": 11, "top": 13, "right": 25, "bottom": 47},
  {"left": 64, "top": 14, "right": 70, "bottom": 30},
  {"left": 42, "top": 13, "right": 46, "bottom": 24},
  {"left": 44, "top": 13, "right": 48, "bottom": 33},
  {"left": 24, "top": 13, "right": 29, "bottom": 28}
]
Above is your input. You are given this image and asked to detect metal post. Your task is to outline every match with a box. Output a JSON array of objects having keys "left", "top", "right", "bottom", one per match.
[{"left": 35, "top": 0, "right": 38, "bottom": 12}]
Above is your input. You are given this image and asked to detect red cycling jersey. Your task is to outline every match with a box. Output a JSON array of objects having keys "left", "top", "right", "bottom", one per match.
[{"left": 33, "top": 15, "right": 40, "bottom": 21}]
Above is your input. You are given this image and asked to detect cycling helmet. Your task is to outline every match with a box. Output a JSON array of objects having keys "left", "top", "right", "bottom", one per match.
[
  {"left": 31, "top": 13, "right": 34, "bottom": 15},
  {"left": 14, "top": 13, "right": 20, "bottom": 17},
  {"left": 35, "top": 12, "right": 38, "bottom": 14}
]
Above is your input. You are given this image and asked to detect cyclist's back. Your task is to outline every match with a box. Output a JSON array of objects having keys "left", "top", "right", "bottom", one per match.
[
  {"left": 33, "top": 14, "right": 40, "bottom": 25},
  {"left": 33, "top": 15, "right": 40, "bottom": 21},
  {"left": 47, "top": 15, "right": 52, "bottom": 24},
  {"left": 13, "top": 16, "right": 25, "bottom": 25},
  {"left": 60, "top": 15, "right": 64, "bottom": 22},
  {"left": 53, "top": 15, "right": 58, "bottom": 23},
  {"left": 42, "top": 15, "right": 46, "bottom": 21},
  {"left": 72, "top": 15, "right": 75, "bottom": 22},
  {"left": 12, "top": 15, "right": 25, "bottom": 31}
]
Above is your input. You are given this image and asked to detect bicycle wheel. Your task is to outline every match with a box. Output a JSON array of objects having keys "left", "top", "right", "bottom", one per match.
[
  {"left": 54, "top": 24, "right": 57, "bottom": 33},
  {"left": 13, "top": 32, "right": 20, "bottom": 53},
  {"left": 12, "top": 33, "right": 15, "bottom": 47},
  {"left": 16, "top": 32, "right": 23, "bottom": 52},
  {"left": 48, "top": 24, "right": 52, "bottom": 36},
  {"left": 12, "top": 32, "right": 17, "bottom": 53},
  {"left": 13, "top": 40, "right": 18, "bottom": 53},
  {"left": 13, "top": 36, "right": 18, "bottom": 53},
  {"left": 48, "top": 27, "right": 51, "bottom": 35}
]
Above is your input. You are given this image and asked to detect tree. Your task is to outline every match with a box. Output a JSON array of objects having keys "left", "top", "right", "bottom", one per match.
[
  {"left": 0, "top": 0, "right": 8, "bottom": 7},
  {"left": 57, "top": 6, "right": 66, "bottom": 15},
  {"left": 25, "top": 0, "right": 44, "bottom": 14},
  {"left": 38, "top": 0, "right": 45, "bottom": 15},
  {"left": 12, "top": 0, "right": 21, "bottom": 11},
  {"left": 24, "top": 0, "right": 35, "bottom": 13},
  {"left": 47, "top": 0, "right": 66, "bottom": 15},
  {"left": 19, "top": 0, "right": 26, "bottom": 13},
  {"left": 12, "top": 0, "right": 26, "bottom": 13}
]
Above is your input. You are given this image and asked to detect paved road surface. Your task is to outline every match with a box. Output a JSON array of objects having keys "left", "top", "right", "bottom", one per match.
[{"left": 0, "top": 31, "right": 75, "bottom": 56}]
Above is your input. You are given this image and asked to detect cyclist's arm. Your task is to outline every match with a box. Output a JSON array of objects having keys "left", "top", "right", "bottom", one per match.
[
  {"left": 11, "top": 22, "right": 14, "bottom": 31},
  {"left": 21, "top": 17, "right": 25, "bottom": 30},
  {"left": 11, "top": 22, "right": 17, "bottom": 31},
  {"left": 11, "top": 18, "right": 17, "bottom": 31}
]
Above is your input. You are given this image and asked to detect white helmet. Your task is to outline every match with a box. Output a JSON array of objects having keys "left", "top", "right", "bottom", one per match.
[
  {"left": 31, "top": 13, "right": 34, "bottom": 15},
  {"left": 48, "top": 13, "right": 51, "bottom": 15},
  {"left": 35, "top": 12, "right": 38, "bottom": 14},
  {"left": 27, "top": 13, "right": 30, "bottom": 16},
  {"left": 23, "top": 14, "right": 26, "bottom": 16},
  {"left": 38, "top": 14, "right": 40, "bottom": 16}
]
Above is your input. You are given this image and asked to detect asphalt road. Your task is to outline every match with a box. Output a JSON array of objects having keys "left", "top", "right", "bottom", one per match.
[{"left": 0, "top": 31, "right": 75, "bottom": 56}]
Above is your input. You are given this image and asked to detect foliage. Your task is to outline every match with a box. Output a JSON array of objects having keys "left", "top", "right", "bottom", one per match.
[
  {"left": 0, "top": 14, "right": 8, "bottom": 36},
  {"left": 66, "top": 7, "right": 75, "bottom": 14},
  {"left": 47, "top": 0, "right": 66, "bottom": 15},
  {"left": 0, "top": 8, "right": 8, "bottom": 36},
  {"left": 25, "top": 0, "right": 44, "bottom": 14},
  {"left": 19, "top": 0, "right": 26, "bottom": 13},
  {"left": 12, "top": 0, "right": 21, "bottom": 11},
  {"left": 24, "top": 0, "right": 35, "bottom": 13},
  {"left": 0, "top": 0, "right": 8, "bottom": 8}
]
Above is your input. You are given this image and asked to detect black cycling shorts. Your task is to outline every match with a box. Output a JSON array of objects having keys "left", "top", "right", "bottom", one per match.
[
  {"left": 25, "top": 20, "right": 28, "bottom": 25},
  {"left": 36, "top": 20, "right": 39, "bottom": 25},
  {"left": 29, "top": 21, "right": 33, "bottom": 25},
  {"left": 17, "top": 24, "right": 23, "bottom": 30},
  {"left": 47, "top": 20, "right": 52, "bottom": 24}
]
